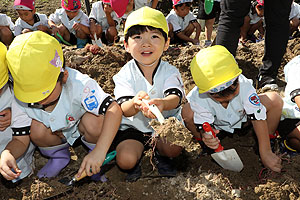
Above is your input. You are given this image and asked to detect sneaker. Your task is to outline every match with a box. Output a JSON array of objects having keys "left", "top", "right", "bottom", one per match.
[
  {"left": 256, "top": 75, "right": 278, "bottom": 91},
  {"left": 204, "top": 40, "right": 212, "bottom": 47},
  {"left": 153, "top": 151, "right": 176, "bottom": 177},
  {"left": 125, "top": 163, "right": 142, "bottom": 182}
]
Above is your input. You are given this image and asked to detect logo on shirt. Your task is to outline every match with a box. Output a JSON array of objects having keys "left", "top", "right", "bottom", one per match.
[
  {"left": 84, "top": 89, "right": 98, "bottom": 111},
  {"left": 295, "top": 106, "right": 300, "bottom": 112},
  {"left": 249, "top": 93, "right": 261, "bottom": 106}
]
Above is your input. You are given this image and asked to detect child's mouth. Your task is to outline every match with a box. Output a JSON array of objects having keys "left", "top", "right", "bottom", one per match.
[{"left": 141, "top": 51, "right": 152, "bottom": 56}]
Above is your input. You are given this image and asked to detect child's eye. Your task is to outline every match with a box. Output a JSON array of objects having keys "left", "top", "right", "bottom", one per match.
[
  {"left": 152, "top": 35, "right": 160, "bottom": 39},
  {"left": 132, "top": 35, "right": 141, "bottom": 40}
]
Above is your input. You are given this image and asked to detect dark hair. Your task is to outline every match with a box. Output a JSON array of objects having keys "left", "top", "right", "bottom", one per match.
[
  {"left": 174, "top": 2, "right": 192, "bottom": 9},
  {"left": 125, "top": 25, "right": 168, "bottom": 43},
  {"left": 209, "top": 78, "right": 239, "bottom": 98}
]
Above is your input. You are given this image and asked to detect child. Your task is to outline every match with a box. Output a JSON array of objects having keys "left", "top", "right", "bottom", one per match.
[
  {"left": 289, "top": 1, "right": 300, "bottom": 37},
  {"left": 13, "top": 0, "right": 51, "bottom": 36},
  {"left": 0, "top": 14, "right": 14, "bottom": 46},
  {"left": 49, "top": 0, "right": 90, "bottom": 48},
  {"left": 1, "top": 31, "right": 122, "bottom": 180},
  {"left": 89, "top": 0, "right": 120, "bottom": 48},
  {"left": 240, "top": 0, "right": 264, "bottom": 45},
  {"left": 112, "top": 7, "right": 184, "bottom": 182},
  {"left": 110, "top": 0, "right": 159, "bottom": 18},
  {"left": 0, "top": 42, "right": 35, "bottom": 182},
  {"left": 279, "top": 55, "right": 300, "bottom": 153},
  {"left": 166, "top": 0, "right": 201, "bottom": 45},
  {"left": 181, "top": 45, "right": 283, "bottom": 172},
  {"left": 196, "top": 0, "right": 221, "bottom": 47}
]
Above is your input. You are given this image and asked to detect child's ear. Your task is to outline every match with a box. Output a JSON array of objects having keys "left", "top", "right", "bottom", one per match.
[
  {"left": 62, "top": 70, "right": 69, "bottom": 83},
  {"left": 124, "top": 40, "right": 130, "bottom": 53},
  {"left": 163, "top": 37, "right": 170, "bottom": 51}
]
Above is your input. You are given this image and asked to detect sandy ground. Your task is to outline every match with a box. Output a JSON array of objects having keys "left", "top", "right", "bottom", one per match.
[{"left": 1, "top": 0, "right": 300, "bottom": 199}]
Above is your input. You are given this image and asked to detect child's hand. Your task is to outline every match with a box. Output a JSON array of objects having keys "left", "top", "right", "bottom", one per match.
[
  {"left": 192, "top": 38, "right": 200, "bottom": 45},
  {"left": 260, "top": 150, "right": 282, "bottom": 172},
  {"left": 0, "top": 108, "right": 11, "bottom": 131},
  {"left": 0, "top": 150, "right": 21, "bottom": 181},
  {"left": 141, "top": 98, "right": 164, "bottom": 119},
  {"left": 132, "top": 91, "right": 150, "bottom": 111},
  {"left": 51, "top": 25, "right": 60, "bottom": 36},
  {"left": 73, "top": 23, "right": 81, "bottom": 31},
  {"left": 76, "top": 148, "right": 105, "bottom": 178},
  {"left": 90, "top": 44, "right": 101, "bottom": 54},
  {"left": 201, "top": 128, "right": 220, "bottom": 150},
  {"left": 37, "top": 25, "right": 48, "bottom": 32},
  {"left": 21, "top": 28, "right": 32, "bottom": 34}
]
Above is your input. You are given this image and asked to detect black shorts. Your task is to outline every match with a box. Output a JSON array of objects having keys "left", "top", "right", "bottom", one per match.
[
  {"left": 69, "top": 33, "right": 78, "bottom": 45},
  {"left": 112, "top": 128, "right": 152, "bottom": 150},
  {"left": 197, "top": 0, "right": 221, "bottom": 20},
  {"left": 277, "top": 118, "right": 300, "bottom": 138}
]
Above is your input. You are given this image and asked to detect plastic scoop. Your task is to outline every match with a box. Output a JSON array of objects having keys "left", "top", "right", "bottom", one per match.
[
  {"left": 92, "top": 33, "right": 104, "bottom": 47},
  {"left": 56, "top": 33, "right": 72, "bottom": 46},
  {"left": 58, "top": 150, "right": 116, "bottom": 186},
  {"left": 203, "top": 122, "right": 243, "bottom": 172},
  {"left": 142, "top": 99, "right": 165, "bottom": 123},
  {"left": 204, "top": 0, "right": 214, "bottom": 15}
]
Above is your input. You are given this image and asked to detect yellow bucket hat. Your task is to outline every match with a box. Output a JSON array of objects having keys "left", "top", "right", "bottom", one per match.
[
  {"left": 7, "top": 31, "right": 64, "bottom": 103},
  {"left": 124, "top": 6, "right": 168, "bottom": 37},
  {"left": 190, "top": 45, "right": 242, "bottom": 94},
  {"left": 0, "top": 42, "right": 8, "bottom": 89}
]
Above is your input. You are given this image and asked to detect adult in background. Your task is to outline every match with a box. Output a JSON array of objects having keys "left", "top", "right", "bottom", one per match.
[{"left": 216, "top": 0, "right": 292, "bottom": 91}]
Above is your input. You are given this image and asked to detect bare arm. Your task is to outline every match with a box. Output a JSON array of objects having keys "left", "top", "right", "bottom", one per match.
[{"left": 151, "top": 0, "right": 159, "bottom": 9}]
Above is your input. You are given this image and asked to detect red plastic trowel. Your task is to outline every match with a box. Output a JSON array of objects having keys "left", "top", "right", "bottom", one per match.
[{"left": 203, "top": 122, "right": 244, "bottom": 172}]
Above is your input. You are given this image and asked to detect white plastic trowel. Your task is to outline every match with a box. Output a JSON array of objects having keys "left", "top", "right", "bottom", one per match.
[
  {"left": 92, "top": 33, "right": 104, "bottom": 47},
  {"left": 142, "top": 99, "right": 165, "bottom": 124},
  {"left": 203, "top": 122, "right": 244, "bottom": 172}
]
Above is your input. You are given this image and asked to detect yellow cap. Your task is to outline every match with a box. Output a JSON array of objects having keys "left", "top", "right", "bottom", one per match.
[
  {"left": 190, "top": 45, "right": 242, "bottom": 94},
  {"left": 124, "top": 6, "right": 168, "bottom": 37},
  {"left": 0, "top": 42, "right": 8, "bottom": 89},
  {"left": 7, "top": 31, "right": 64, "bottom": 103}
]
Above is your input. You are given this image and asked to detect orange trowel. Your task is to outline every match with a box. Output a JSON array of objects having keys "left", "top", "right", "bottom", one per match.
[{"left": 203, "top": 122, "right": 244, "bottom": 172}]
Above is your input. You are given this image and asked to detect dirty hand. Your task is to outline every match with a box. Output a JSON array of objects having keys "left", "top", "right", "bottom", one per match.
[
  {"left": 141, "top": 98, "right": 164, "bottom": 119},
  {"left": 201, "top": 129, "right": 220, "bottom": 150},
  {"left": 51, "top": 25, "right": 60, "bottom": 36},
  {"left": 90, "top": 44, "right": 101, "bottom": 54},
  {"left": 72, "top": 23, "right": 81, "bottom": 31},
  {"left": 0, "top": 108, "right": 11, "bottom": 131},
  {"left": 132, "top": 91, "right": 150, "bottom": 112},
  {"left": 260, "top": 150, "right": 282, "bottom": 173},
  {"left": 77, "top": 148, "right": 105, "bottom": 178},
  {"left": 0, "top": 150, "right": 21, "bottom": 180},
  {"left": 192, "top": 38, "right": 200, "bottom": 45},
  {"left": 37, "top": 25, "right": 48, "bottom": 32}
]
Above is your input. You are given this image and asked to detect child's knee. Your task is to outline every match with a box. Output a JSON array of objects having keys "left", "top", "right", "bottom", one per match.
[
  {"left": 30, "top": 119, "right": 49, "bottom": 140},
  {"left": 107, "top": 27, "right": 117, "bottom": 37},
  {"left": 116, "top": 151, "right": 139, "bottom": 169},
  {"left": 81, "top": 114, "right": 103, "bottom": 137}
]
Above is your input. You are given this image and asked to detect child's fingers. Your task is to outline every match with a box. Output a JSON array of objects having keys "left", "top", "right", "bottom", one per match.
[{"left": 76, "top": 161, "right": 86, "bottom": 178}]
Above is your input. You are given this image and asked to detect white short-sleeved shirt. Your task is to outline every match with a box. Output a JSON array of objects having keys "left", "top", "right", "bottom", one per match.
[
  {"left": 113, "top": 59, "right": 185, "bottom": 133},
  {"left": 12, "top": 67, "right": 114, "bottom": 145},
  {"left": 166, "top": 9, "right": 197, "bottom": 34},
  {"left": 289, "top": 2, "right": 300, "bottom": 20},
  {"left": 89, "top": 1, "right": 120, "bottom": 32},
  {"left": 187, "top": 74, "right": 266, "bottom": 133},
  {"left": 121, "top": 1, "right": 154, "bottom": 19},
  {"left": 0, "top": 14, "right": 14, "bottom": 31},
  {"left": 49, "top": 8, "right": 89, "bottom": 35},
  {"left": 282, "top": 55, "right": 300, "bottom": 119},
  {"left": 0, "top": 84, "right": 35, "bottom": 182}
]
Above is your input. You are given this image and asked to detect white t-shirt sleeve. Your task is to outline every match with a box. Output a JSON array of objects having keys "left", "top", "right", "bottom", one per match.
[
  {"left": 49, "top": 9, "right": 62, "bottom": 24},
  {"left": 14, "top": 18, "right": 23, "bottom": 36},
  {"left": 79, "top": 12, "right": 90, "bottom": 27},
  {"left": 81, "top": 80, "right": 112, "bottom": 115},
  {"left": 11, "top": 98, "right": 32, "bottom": 134},
  {"left": 89, "top": 2, "right": 100, "bottom": 20},
  {"left": 163, "top": 70, "right": 185, "bottom": 99},
  {"left": 113, "top": 69, "right": 136, "bottom": 100},
  {"left": 190, "top": 101, "right": 215, "bottom": 125},
  {"left": 166, "top": 13, "right": 181, "bottom": 33},
  {"left": 242, "top": 81, "right": 266, "bottom": 120}
]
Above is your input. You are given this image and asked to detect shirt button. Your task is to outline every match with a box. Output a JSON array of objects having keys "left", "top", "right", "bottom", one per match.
[
  {"left": 50, "top": 117, "right": 55, "bottom": 122},
  {"left": 151, "top": 91, "right": 156, "bottom": 95}
]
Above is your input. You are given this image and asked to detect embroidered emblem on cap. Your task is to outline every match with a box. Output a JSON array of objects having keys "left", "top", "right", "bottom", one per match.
[{"left": 50, "top": 50, "right": 64, "bottom": 72}]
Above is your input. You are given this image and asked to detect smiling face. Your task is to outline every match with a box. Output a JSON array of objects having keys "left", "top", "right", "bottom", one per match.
[{"left": 124, "top": 27, "right": 169, "bottom": 68}]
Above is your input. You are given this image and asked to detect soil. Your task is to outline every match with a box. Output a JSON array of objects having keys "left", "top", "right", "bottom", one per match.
[{"left": 1, "top": 0, "right": 300, "bottom": 199}]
